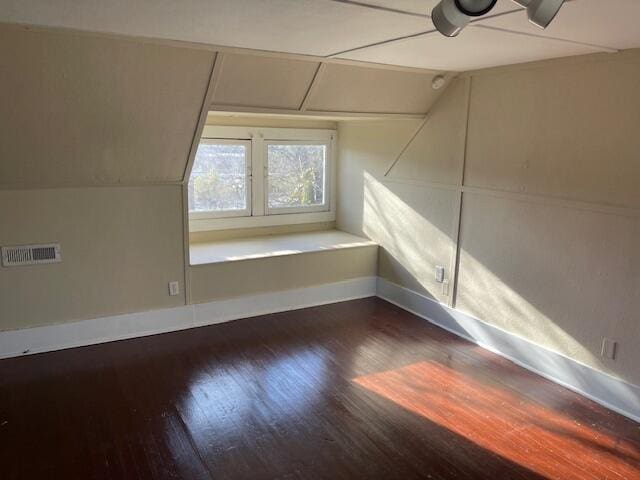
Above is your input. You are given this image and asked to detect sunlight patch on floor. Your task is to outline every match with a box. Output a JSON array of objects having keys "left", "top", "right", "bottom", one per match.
[{"left": 353, "top": 360, "right": 640, "bottom": 480}]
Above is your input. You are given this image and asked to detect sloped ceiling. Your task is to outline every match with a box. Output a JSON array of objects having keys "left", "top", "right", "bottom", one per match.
[
  {"left": 303, "top": 63, "right": 447, "bottom": 115},
  {"left": 1, "top": 0, "right": 639, "bottom": 70},
  {"left": 338, "top": 20, "right": 606, "bottom": 71},
  {"left": 0, "top": 25, "right": 214, "bottom": 187},
  {"left": 387, "top": 77, "right": 469, "bottom": 184},
  {"left": 0, "top": 25, "right": 452, "bottom": 188},
  {"left": 210, "top": 54, "right": 454, "bottom": 116},
  {"left": 3, "top": 2, "right": 637, "bottom": 187},
  {"left": 212, "top": 55, "right": 320, "bottom": 110}
]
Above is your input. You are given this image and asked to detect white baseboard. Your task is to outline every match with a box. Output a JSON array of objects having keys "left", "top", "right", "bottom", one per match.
[
  {"left": 0, "top": 276, "right": 377, "bottom": 360},
  {"left": 377, "top": 278, "right": 640, "bottom": 424},
  {"left": 2, "top": 274, "right": 637, "bottom": 424}
]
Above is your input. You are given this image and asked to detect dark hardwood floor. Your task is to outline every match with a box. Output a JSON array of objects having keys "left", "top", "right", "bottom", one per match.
[{"left": 1, "top": 298, "right": 638, "bottom": 479}]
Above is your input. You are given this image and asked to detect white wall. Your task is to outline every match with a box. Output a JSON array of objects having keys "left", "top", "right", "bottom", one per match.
[
  {"left": 337, "top": 51, "right": 640, "bottom": 386},
  {"left": 0, "top": 24, "right": 213, "bottom": 331},
  {"left": 0, "top": 24, "right": 214, "bottom": 188},
  {"left": 190, "top": 247, "right": 377, "bottom": 304},
  {"left": 0, "top": 186, "right": 186, "bottom": 330}
]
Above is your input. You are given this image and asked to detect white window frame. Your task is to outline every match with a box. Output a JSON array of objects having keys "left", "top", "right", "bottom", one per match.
[
  {"left": 188, "top": 138, "right": 252, "bottom": 220},
  {"left": 188, "top": 126, "right": 337, "bottom": 232},
  {"left": 264, "top": 140, "right": 330, "bottom": 216}
]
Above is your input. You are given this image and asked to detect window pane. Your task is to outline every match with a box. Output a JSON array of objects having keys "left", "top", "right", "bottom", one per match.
[
  {"left": 267, "top": 144, "right": 326, "bottom": 209},
  {"left": 188, "top": 143, "right": 247, "bottom": 212}
]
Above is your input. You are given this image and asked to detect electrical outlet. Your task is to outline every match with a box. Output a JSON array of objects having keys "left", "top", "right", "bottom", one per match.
[
  {"left": 441, "top": 280, "right": 450, "bottom": 296},
  {"left": 435, "top": 265, "right": 445, "bottom": 283},
  {"left": 601, "top": 338, "right": 617, "bottom": 360},
  {"left": 168, "top": 281, "right": 180, "bottom": 296}
]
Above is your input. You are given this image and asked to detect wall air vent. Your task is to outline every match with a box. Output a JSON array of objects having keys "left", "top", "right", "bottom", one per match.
[{"left": 1, "top": 243, "right": 62, "bottom": 267}]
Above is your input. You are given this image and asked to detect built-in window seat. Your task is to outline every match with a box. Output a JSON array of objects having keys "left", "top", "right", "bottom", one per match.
[
  {"left": 189, "top": 230, "right": 376, "bottom": 265},
  {"left": 188, "top": 230, "right": 378, "bottom": 304}
]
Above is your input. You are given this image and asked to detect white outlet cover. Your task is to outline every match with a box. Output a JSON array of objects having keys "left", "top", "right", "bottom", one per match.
[
  {"left": 435, "top": 265, "right": 445, "bottom": 283},
  {"left": 168, "top": 281, "right": 180, "bottom": 296},
  {"left": 601, "top": 338, "right": 617, "bottom": 360}
]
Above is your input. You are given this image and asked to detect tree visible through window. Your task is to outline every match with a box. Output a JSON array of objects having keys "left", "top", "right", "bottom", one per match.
[
  {"left": 188, "top": 143, "right": 248, "bottom": 213},
  {"left": 187, "top": 128, "right": 333, "bottom": 223},
  {"left": 267, "top": 144, "right": 326, "bottom": 210}
]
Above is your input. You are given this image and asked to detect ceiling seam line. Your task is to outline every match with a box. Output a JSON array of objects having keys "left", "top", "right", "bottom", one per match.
[
  {"left": 327, "top": 21, "right": 619, "bottom": 61},
  {"left": 325, "top": 9, "right": 536, "bottom": 59},
  {"left": 299, "top": 63, "right": 326, "bottom": 111},
  {"left": 326, "top": 30, "right": 436, "bottom": 58},
  {"left": 469, "top": 24, "right": 620, "bottom": 53},
  {"left": 327, "top": 0, "right": 428, "bottom": 18},
  {"left": 325, "top": 2, "right": 597, "bottom": 61}
]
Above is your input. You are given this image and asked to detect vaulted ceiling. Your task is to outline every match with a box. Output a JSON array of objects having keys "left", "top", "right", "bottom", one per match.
[{"left": 1, "top": 0, "right": 638, "bottom": 71}]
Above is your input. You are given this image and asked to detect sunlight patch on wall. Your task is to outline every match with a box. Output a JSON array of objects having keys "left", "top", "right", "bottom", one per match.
[
  {"left": 363, "top": 172, "right": 457, "bottom": 304},
  {"left": 363, "top": 173, "right": 601, "bottom": 374},
  {"left": 456, "top": 192, "right": 639, "bottom": 381},
  {"left": 456, "top": 251, "right": 601, "bottom": 370}
]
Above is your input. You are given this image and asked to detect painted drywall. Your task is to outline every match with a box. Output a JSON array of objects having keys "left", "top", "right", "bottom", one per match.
[
  {"left": 456, "top": 192, "right": 640, "bottom": 387},
  {"left": 212, "top": 54, "right": 320, "bottom": 110},
  {"left": 0, "top": 24, "right": 214, "bottom": 188},
  {"left": 387, "top": 77, "right": 469, "bottom": 185},
  {"left": 208, "top": 53, "right": 453, "bottom": 116},
  {"left": 336, "top": 79, "right": 469, "bottom": 305},
  {"left": 189, "top": 246, "right": 378, "bottom": 304},
  {"left": 0, "top": 26, "right": 210, "bottom": 331},
  {"left": 337, "top": 51, "right": 640, "bottom": 386},
  {"left": 335, "top": 119, "right": 424, "bottom": 237},
  {"left": 465, "top": 51, "right": 640, "bottom": 207},
  {"left": 305, "top": 63, "right": 451, "bottom": 115},
  {"left": 0, "top": 186, "right": 186, "bottom": 330}
]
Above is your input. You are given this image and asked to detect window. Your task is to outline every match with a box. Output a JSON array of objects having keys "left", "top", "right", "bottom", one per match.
[
  {"left": 188, "top": 140, "right": 251, "bottom": 218},
  {"left": 266, "top": 142, "right": 327, "bottom": 214},
  {"left": 188, "top": 127, "right": 336, "bottom": 231}
]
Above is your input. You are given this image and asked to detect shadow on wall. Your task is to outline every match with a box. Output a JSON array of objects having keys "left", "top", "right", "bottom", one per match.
[{"left": 361, "top": 171, "right": 638, "bottom": 386}]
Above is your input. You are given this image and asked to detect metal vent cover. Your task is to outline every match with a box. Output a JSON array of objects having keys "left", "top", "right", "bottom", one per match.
[{"left": 1, "top": 243, "right": 62, "bottom": 267}]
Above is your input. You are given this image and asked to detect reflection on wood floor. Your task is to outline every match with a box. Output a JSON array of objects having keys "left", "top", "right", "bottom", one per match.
[{"left": 0, "top": 298, "right": 638, "bottom": 479}]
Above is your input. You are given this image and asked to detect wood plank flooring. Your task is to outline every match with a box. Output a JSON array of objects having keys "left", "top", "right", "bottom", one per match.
[{"left": 0, "top": 298, "right": 638, "bottom": 479}]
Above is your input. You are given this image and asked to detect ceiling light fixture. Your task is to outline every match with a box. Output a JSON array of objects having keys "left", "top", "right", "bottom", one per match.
[
  {"left": 432, "top": 0, "right": 566, "bottom": 37},
  {"left": 511, "top": 0, "right": 566, "bottom": 29}
]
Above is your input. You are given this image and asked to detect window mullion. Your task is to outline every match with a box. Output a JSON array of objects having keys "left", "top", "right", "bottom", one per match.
[{"left": 251, "top": 134, "right": 265, "bottom": 217}]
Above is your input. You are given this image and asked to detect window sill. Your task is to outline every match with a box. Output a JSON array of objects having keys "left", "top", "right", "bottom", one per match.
[
  {"left": 189, "top": 230, "right": 376, "bottom": 266},
  {"left": 188, "top": 210, "right": 336, "bottom": 232}
]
